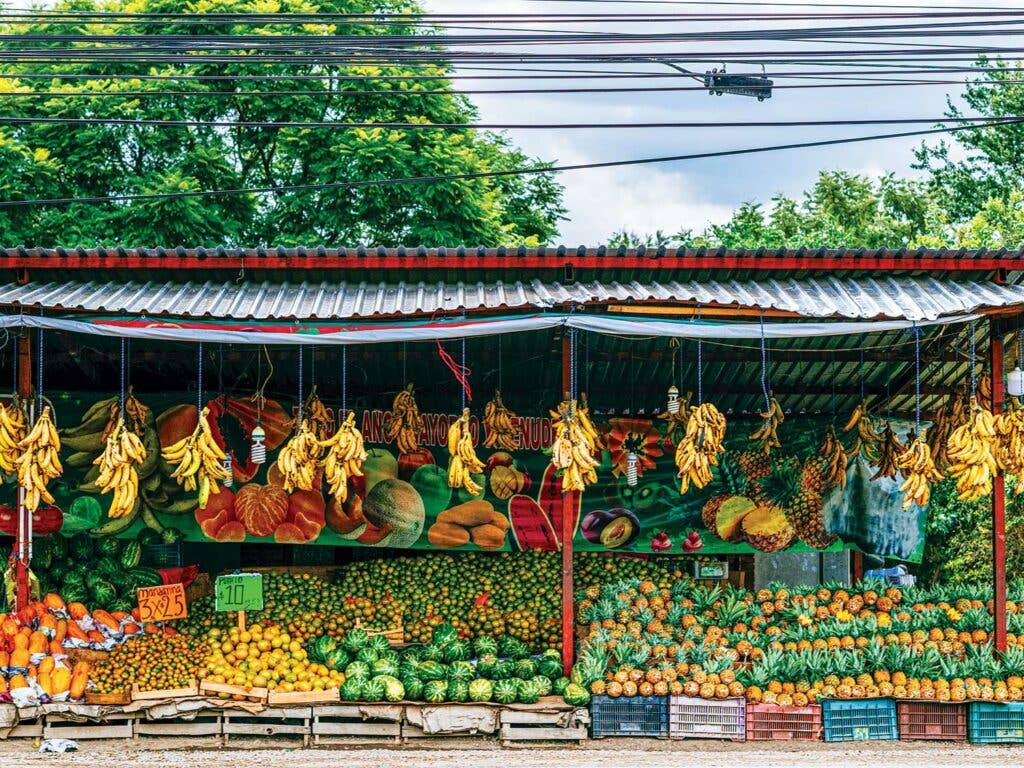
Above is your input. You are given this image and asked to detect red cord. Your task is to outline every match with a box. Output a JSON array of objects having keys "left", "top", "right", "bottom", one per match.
[{"left": 436, "top": 339, "right": 472, "bottom": 403}]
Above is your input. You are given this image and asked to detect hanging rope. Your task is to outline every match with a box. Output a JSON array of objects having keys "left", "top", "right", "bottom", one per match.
[
  {"left": 197, "top": 341, "right": 203, "bottom": 412},
  {"left": 36, "top": 309, "right": 43, "bottom": 415},
  {"left": 461, "top": 337, "right": 467, "bottom": 411},
  {"left": 119, "top": 337, "right": 126, "bottom": 420},
  {"left": 218, "top": 343, "right": 225, "bottom": 406},
  {"left": 435, "top": 339, "right": 472, "bottom": 404},
  {"left": 859, "top": 349, "right": 865, "bottom": 401},
  {"left": 1018, "top": 323, "right": 1023, "bottom": 373},
  {"left": 759, "top": 309, "right": 770, "bottom": 412},
  {"left": 402, "top": 342, "right": 407, "bottom": 383},
  {"left": 970, "top": 320, "right": 977, "bottom": 396},
  {"left": 913, "top": 322, "right": 922, "bottom": 432},
  {"left": 297, "top": 345, "right": 304, "bottom": 422},
  {"left": 569, "top": 327, "right": 577, "bottom": 414},
  {"left": 695, "top": 305, "right": 703, "bottom": 405},
  {"left": 497, "top": 334, "right": 502, "bottom": 393},
  {"left": 341, "top": 346, "right": 348, "bottom": 415}
]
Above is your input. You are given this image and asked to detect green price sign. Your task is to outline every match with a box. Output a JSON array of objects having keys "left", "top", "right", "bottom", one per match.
[{"left": 215, "top": 573, "right": 264, "bottom": 612}]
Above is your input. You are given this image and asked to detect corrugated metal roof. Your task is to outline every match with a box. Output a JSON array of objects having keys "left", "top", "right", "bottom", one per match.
[{"left": 1, "top": 275, "right": 1022, "bottom": 322}]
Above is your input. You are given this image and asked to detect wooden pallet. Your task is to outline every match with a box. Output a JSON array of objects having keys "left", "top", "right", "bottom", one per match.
[
  {"left": 500, "top": 709, "right": 589, "bottom": 745},
  {"left": 44, "top": 713, "right": 135, "bottom": 740},
  {"left": 222, "top": 706, "right": 312, "bottom": 744},
  {"left": 199, "top": 680, "right": 268, "bottom": 703},
  {"left": 86, "top": 690, "right": 131, "bottom": 705},
  {"left": 311, "top": 705, "right": 402, "bottom": 744},
  {"left": 267, "top": 688, "right": 339, "bottom": 706},
  {"left": 132, "top": 681, "right": 200, "bottom": 701},
  {"left": 134, "top": 711, "right": 223, "bottom": 739},
  {"left": 2, "top": 717, "right": 43, "bottom": 740}
]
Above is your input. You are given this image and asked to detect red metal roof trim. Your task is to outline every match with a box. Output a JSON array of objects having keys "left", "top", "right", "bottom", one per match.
[{"left": 0, "top": 245, "right": 1019, "bottom": 272}]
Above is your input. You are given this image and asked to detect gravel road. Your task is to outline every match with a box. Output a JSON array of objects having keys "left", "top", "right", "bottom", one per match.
[{"left": 2, "top": 739, "right": 1023, "bottom": 768}]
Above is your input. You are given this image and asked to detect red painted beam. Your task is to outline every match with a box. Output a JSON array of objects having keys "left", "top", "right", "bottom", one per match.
[
  {"left": 991, "top": 319, "right": 1008, "bottom": 654},
  {"left": 14, "top": 334, "right": 30, "bottom": 611},
  {"left": 560, "top": 334, "right": 575, "bottom": 677}
]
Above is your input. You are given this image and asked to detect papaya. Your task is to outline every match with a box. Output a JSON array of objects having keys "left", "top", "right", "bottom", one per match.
[
  {"left": 86, "top": 629, "right": 105, "bottom": 644},
  {"left": 51, "top": 665, "right": 71, "bottom": 695},
  {"left": 28, "top": 630, "right": 48, "bottom": 654},
  {"left": 0, "top": 650, "right": 9, "bottom": 667},
  {"left": 43, "top": 593, "right": 65, "bottom": 612},
  {"left": 55, "top": 619, "right": 67, "bottom": 644},
  {"left": 38, "top": 671, "right": 53, "bottom": 696},
  {"left": 13, "top": 632, "right": 29, "bottom": 651},
  {"left": 38, "top": 613, "right": 57, "bottom": 638},
  {"left": 111, "top": 610, "right": 129, "bottom": 622},
  {"left": 49, "top": 639, "right": 63, "bottom": 656},
  {"left": 10, "top": 648, "right": 29, "bottom": 668},
  {"left": 37, "top": 656, "right": 55, "bottom": 676},
  {"left": 122, "top": 622, "right": 141, "bottom": 635},
  {"left": 69, "top": 670, "right": 87, "bottom": 700},
  {"left": 92, "top": 610, "right": 120, "bottom": 632},
  {"left": 9, "top": 674, "right": 27, "bottom": 690},
  {"left": 470, "top": 523, "right": 508, "bottom": 551},
  {"left": 72, "top": 661, "right": 89, "bottom": 677},
  {"left": 66, "top": 622, "right": 88, "bottom": 642},
  {"left": 437, "top": 500, "right": 502, "bottom": 528},
  {"left": 0, "top": 677, "right": 8, "bottom": 694},
  {"left": 427, "top": 522, "right": 471, "bottom": 549},
  {"left": 67, "top": 602, "right": 88, "bottom": 621},
  {"left": 1, "top": 617, "right": 18, "bottom": 637}
]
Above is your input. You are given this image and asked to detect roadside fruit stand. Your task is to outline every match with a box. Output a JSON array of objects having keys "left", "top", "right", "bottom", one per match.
[{"left": 0, "top": 245, "right": 1021, "bottom": 745}]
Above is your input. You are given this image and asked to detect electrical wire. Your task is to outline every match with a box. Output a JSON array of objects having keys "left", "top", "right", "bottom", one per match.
[{"left": 1, "top": 117, "right": 1020, "bottom": 209}]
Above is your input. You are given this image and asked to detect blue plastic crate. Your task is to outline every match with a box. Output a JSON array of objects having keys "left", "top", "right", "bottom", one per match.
[
  {"left": 822, "top": 699, "right": 897, "bottom": 743},
  {"left": 969, "top": 702, "right": 1024, "bottom": 744},
  {"left": 591, "top": 695, "right": 669, "bottom": 738}
]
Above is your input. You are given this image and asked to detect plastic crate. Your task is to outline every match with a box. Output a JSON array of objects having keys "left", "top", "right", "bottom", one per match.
[
  {"left": 668, "top": 696, "right": 745, "bottom": 740},
  {"left": 822, "top": 699, "right": 897, "bottom": 743},
  {"left": 746, "top": 703, "right": 822, "bottom": 741},
  {"left": 141, "top": 543, "right": 182, "bottom": 568},
  {"left": 590, "top": 695, "right": 668, "bottom": 738},
  {"left": 897, "top": 701, "right": 967, "bottom": 741},
  {"left": 969, "top": 702, "right": 1024, "bottom": 744}
]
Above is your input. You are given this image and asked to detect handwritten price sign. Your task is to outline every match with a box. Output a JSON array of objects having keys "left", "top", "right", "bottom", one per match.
[
  {"left": 137, "top": 583, "right": 188, "bottom": 622},
  {"left": 215, "top": 573, "right": 264, "bottom": 612}
]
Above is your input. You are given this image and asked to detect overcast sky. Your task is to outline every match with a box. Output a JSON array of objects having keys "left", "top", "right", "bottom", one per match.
[{"left": 423, "top": 0, "right": 1015, "bottom": 243}]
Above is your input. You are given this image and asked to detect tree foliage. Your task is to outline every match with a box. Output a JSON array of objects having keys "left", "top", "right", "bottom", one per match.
[{"left": 0, "top": 0, "right": 565, "bottom": 246}]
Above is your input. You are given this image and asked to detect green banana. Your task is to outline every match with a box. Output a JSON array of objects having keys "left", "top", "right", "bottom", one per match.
[
  {"left": 139, "top": 502, "right": 167, "bottom": 535},
  {"left": 142, "top": 471, "right": 162, "bottom": 492},
  {"left": 89, "top": 497, "right": 140, "bottom": 536},
  {"left": 65, "top": 451, "right": 97, "bottom": 469},
  {"left": 61, "top": 430, "right": 106, "bottom": 453},
  {"left": 62, "top": 398, "right": 116, "bottom": 437},
  {"left": 136, "top": 427, "right": 160, "bottom": 479},
  {"left": 146, "top": 496, "right": 198, "bottom": 515}
]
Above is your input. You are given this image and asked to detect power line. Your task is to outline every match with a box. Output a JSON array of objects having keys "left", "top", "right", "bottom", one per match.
[{"left": 2, "top": 118, "right": 1019, "bottom": 209}]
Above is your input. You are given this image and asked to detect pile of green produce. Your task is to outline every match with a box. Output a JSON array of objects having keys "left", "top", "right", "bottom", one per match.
[
  {"left": 305, "top": 622, "right": 589, "bottom": 707},
  {"left": 33, "top": 532, "right": 163, "bottom": 612}
]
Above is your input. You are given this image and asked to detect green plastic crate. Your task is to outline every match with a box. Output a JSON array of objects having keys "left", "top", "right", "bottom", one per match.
[
  {"left": 969, "top": 702, "right": 1024, "bottom": 744},
  {"left": 822, "top": 699, "right": 897, "bottom": 742}
]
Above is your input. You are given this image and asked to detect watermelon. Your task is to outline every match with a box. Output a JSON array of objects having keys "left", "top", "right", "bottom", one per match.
[
  {"left": 372, "top": 658, "right": 399, "bottom": 678},
  {"left": 340, "top": 678, "right": 364, "bottom": 702},
  {"left": 380, "top": 649, "right": 400, "bottom": 665},
  {"left": 402, "top": 676, "right": 424, "bottom": 701},
  {"left": 493, "top": 678, "right": 518, "bottom": 704},
  {"left": 378, "top": 675, "right": 405, "bottom": 702},
  {"left": 423, "top": 680, "right": 447, "bottom": 703},
  {"left": 514, "top": 659, "right": 537, "bottom": 680},
  {"left": 421, "top": 644, "right": 444, "bottom": 662},
  {"left": 120, "top": 541, "right": 142, "bottom": 569},
  {"left": 468, "top": 679, "right": 493, "bottom": 702},
  {"left": 95, "top": 558, "right": 121, "bottom": 582},
  {"left": 416, "top": 661, "right": 446, "bottom": 681},
  {"left": 61, "top": 571, "right": 83, "bottom": 591},
  {"left": 137, "top": 528, "right": 161, "bottom": 546},
  {"left": 399, "top": 659, "right": 419, "bottom": 680},
  {"left": 62, "top": 584, "right": 88, "bottom": 605},
  {"left": 68, "top": 533, "right": 95, "bottom": 561},
  {"left": 110, "top": 598, "right": 135, "bottom": 614},
  {"left": 508, "top": 494, "right": 558, "bottom": 551},
  {"left": 476, "top": 653, "right": 498, "bottom": 679},
  {"left": 310, "top": 635, "right": 338, "bottom": 664},
  {"left": 33, "top": 542, "right": 53, "bottom": 571},
  {"left": 432, "top": 623, "right": 458, "bottom": 647},
  {"left": 473, "top": 636, "right": 498, "bottom": 657},
  {"left": 326, "top": 649, "right": 350, "bottom": 672},
  {"left": 538, "top": 657, "right": 562, "bottom": 680},
  {"left": 344, "top": 661, "right": 371, "bottom": 681},
  {"left": 445, "top": 679, "right": 469, "bottom": 702},
  {"left": 499, "top": 636, "right": 529, "bottom": 660},
  {"left": 50, "top": 535, "right": 69, "bottom": 561},
  {"left": 562, "top": 683, "right": 590, "bottom": 707},
  {"left": 552, "top": 677, "right": 570, "bottom": 696},
  {"left": 531, "top": 676, "right": 552, "bottom": 697},
  {"left": 401, "top": 647, "right": 423, "bottom": 664},
  {"left": 355, "top": 647, "right": 379, "bottom": 665},
  {"left": 447, "top": 661, "right": 475, "bottom": 683},
  {"left": 368, "top": 634, "right": 391, "bottom": 654},
  {"left": 443, "top": 639, "right": 468, "bottom": 663},
  {"left": 129, "top": 568, "right": 162, "bottom": 588},
  {"left": 344, "top": 627, "right": 369, "bottom": 652},
  {"left": 362, "top": 677, "right": 386, "bottom": 702},
  {"left": 96, "top": 537, "right": 121, "bottom": 559},
  {"left": 492, "top": 661, "right": 515, "bottom": 681},
  {"left": 516, "top": 679, "right": 540, "bottom": 704},
  {"left": 90, "top": 580, "right": 117, "bottom": 607}
]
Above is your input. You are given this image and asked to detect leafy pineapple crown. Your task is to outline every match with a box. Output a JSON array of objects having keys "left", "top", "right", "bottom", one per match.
[
  {"left": 759, "top": 457, "right": 807, "bottom": 505},
  {"left": 713, "top": 452, "right": 749, "bottom": 496}
]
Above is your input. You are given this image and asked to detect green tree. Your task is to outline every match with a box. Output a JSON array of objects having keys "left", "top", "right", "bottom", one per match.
[{"left": 0, "top": 0, "right": 565, "bottom": 246}]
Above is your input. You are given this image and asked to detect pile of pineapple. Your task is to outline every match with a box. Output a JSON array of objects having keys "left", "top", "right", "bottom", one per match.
[{"left": 573, "top": 577, "right": 1024, "bottom": 703}]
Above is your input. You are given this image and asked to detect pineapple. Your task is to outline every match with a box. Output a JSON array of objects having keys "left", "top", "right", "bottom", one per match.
[
  {"left": 761, "top": 458, "right": 836, "bottom": 549},
  {"left": 735, "top": 448, "right": 773, "bottom": 490},
  {"left": 740, "top": 504, "right": 795, "bottom": 552},
  {"left": 701, "top": 454, "right": 757, "bottom": 541}
]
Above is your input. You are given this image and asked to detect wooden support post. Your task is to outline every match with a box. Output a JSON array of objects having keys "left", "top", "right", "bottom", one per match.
[
  {"left": 991, "top": 319, "right": 1008, "bottom": 654},
  {"left": 560, "top": 334, "right": 575, "bottom": 676},
  {"left": 14, "top": 333, "right": 31, "bottom": 610}
]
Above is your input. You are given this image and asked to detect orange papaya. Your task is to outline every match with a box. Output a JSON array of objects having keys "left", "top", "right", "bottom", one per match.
[
  {"left": 37, "top": 656, "right": 55, "bottom": 676},
  {"left": 92, "top": 610, "right": 120, "bottom": 632},
  {"left": 48, "top": 639, "right": 62, "bottom": 656},
  {"left": 10, "top": 648, "right": 29, "bottom": 667},
  {"left": 67, "top": 603, "right": 88, "bottom": 621},
  {"left": 51, "top": 666, "right": 70, "bottom": 695},
  {"left": 86, "top": 629, "right": 105, "bottom": 644},
  {"left": 43, "top": 593, "right": 65, "bottom": 612},
  {"left": 65, "top": 622, "right": 88, "bottom": 642},
  {"left": 37, "top": 671, "right": 53, "bottom": 696},
  {"left": 28, "top": 630, "right": 48, "bottom": 654},
  {"left": 55, "top": 619, "right": 67, "bottom": 644},
  {"left": 8, "top": 674, "right": 27, "bottom": 690}
]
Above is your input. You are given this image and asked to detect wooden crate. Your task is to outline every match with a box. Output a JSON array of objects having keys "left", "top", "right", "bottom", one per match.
[
  {"left": 2, "top": 716, "right": 43, "bottom": 740},
  {"left": 311, "top": 705, "right": 402, "bottom": 744},
  {"left": 267, "top": 688, "right": 339, "bottom": 706},
  {"left": 132, "top": 681, "right": 199, "bottom": 701},
  {"left": 500, "top": 708, "right": 589, "bottom": 745},
  {"left": 222, "top": 706, "right": 312, "bottom": 744},
  {"left": 85, "top": 690, "right": 131, "bottom": 706},
  {"left": 135, "top": 710, "right": 223, "bottom": 739},
  {"left": 199, "top": 679, "right": 268, "bottom": 703},
  {"left": 44, "top": 713, "right": 135, "bottom": 740}
]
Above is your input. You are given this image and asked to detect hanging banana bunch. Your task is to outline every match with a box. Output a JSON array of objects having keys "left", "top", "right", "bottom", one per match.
[
  {"left": 658, "top": 388, "right": 692, "bottom": 446},
  {"left": 123, "top": 387, "right": 151, "bottom": 435},
  {"left": 320, "top": 411, "right": 367, "bottom": 503},
  {"left": 674, "top": 402, "right": 727, "bottom": 495},
  {"left": 16, "top": 405, "right": 62, "bottom": 513},
  {"left": 550, "top": 397, "right": 602, "bottom": 492},
  {"left": 895, "top": 435, "right": 943, "bottom": 510},
  {"left": 95, "top": 415, "right": 147, "bottom": 518},
  {"left": 384, "top": 384, "right": 423, "bottom": 454},
  {"left": 843, "top": 400, "right": 883, "bottom": 465},
  {"left": 995, "top": 397, "right": 1024, "bottom": 495},
  {"left": 302, "top": 386, "right": 333, "bottom": 442},
  {"left": 821, "top": 426, "right": 849, "bottom": 490},
  {"left": 946, "top": 397, "right": 999, "bottom": 502},
  {"left": 0, "top": 398, "right": 25, "bottom": 476},
  {"left": 977, "top": 373, "right": 994, "bottom": 412},
  {"left": 748, "top": 393, "right": 783, "bottom": 454},
  {"left": 869, "top": 424, "right": 903, "bottom": 480},
  {"left": 447, "top": 408, "right": 485, "bottom": 494},
  {"left": 925, "top": 395, "right": 956, "bottom": 469},
  {"left": 161, "top": 406, "right": 231, "bottom": 505},
  {"left": 482, "top": 390, "right": 521, "bottom": 451},
  {"left": 276, "top": 419, "right": 322, "bottom": 493}
]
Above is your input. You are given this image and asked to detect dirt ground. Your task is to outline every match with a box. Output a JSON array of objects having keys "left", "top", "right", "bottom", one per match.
[{"left": 1, "top": 738, "right": 1023, "bottom": 768}]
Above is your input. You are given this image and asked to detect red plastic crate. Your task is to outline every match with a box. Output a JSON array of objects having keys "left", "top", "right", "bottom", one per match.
[
  {"left": 745, "top": 703, "right": 822, "bottom": 741},
  {"left": 897, "top": 701, "right": 967, "bottom": 741}
]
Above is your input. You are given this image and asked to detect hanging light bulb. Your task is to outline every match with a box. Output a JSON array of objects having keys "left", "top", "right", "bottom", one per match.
[
  {"left": 667, "top": 385, "right": 680, "bottom": 414},
  {"left": 627, "top": 452, "right": 639, "bottom": 487},
  {"left": 250, "top": 423, "right": 267, "bottom": 465},
  {"left": 1009, "top": 368, "right": 1024, "bottom": 398}
]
